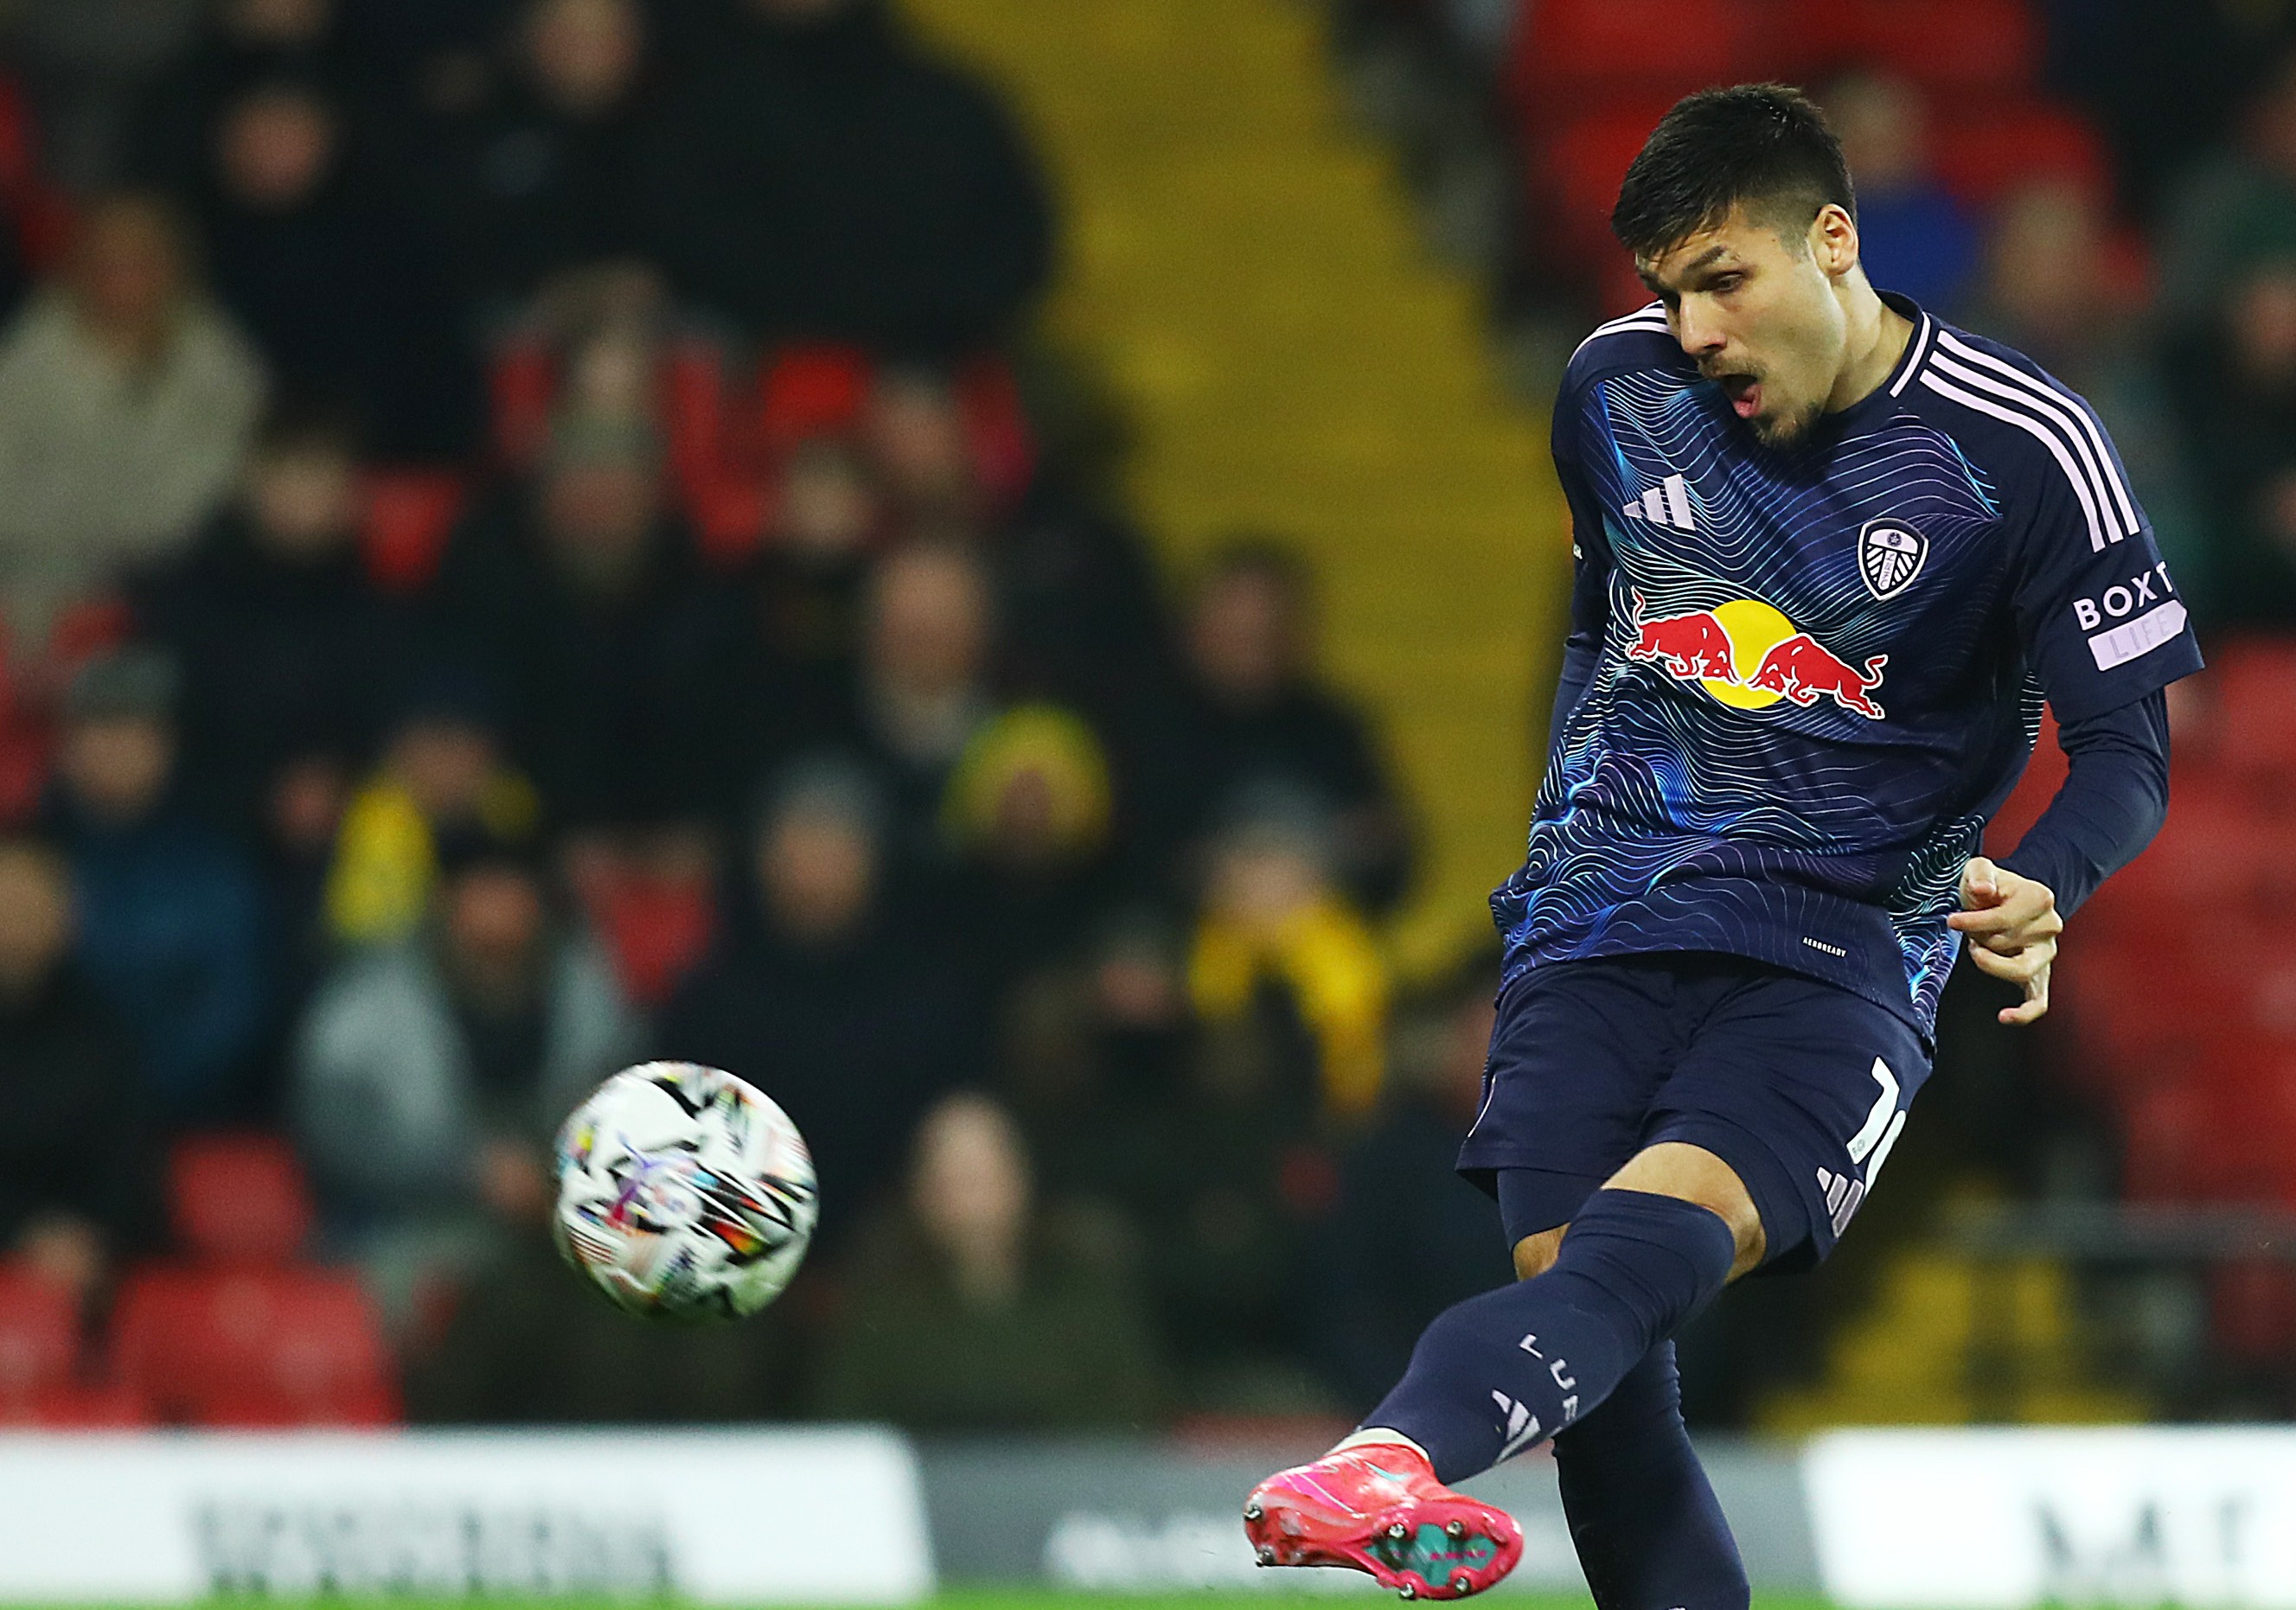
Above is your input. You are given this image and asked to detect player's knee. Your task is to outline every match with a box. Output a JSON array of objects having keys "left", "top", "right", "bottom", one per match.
[
  {"left": 1605, "top": 1142, "right": 1768, "bottom": 1275},
  {"left": 1511, "top": 1225, "right": 1566, "bottom": 1281}
]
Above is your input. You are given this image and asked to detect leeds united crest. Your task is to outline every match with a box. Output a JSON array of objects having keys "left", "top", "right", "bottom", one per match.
[{"left": 1858, "top": 520, "right": 1927, "bottom": 600}]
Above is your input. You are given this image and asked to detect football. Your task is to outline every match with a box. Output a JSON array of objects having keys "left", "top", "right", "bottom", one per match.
[{"left": 553, "top": 1061, "right": 819, "bottom": 1321}]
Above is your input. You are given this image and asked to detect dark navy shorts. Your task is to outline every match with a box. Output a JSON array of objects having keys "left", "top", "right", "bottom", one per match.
[{"left": 1456, "top": 953, "right": 1930, "bottom": 1274}]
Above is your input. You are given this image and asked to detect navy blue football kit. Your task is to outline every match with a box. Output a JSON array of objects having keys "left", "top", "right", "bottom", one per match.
[{"left": 1462, "top": 293, "right": 2202, "bottom": 1268}]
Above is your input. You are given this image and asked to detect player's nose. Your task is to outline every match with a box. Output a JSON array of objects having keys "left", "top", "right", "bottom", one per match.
[{"left": 1673, "top": 303, "right": 1728, "bottom": 358}]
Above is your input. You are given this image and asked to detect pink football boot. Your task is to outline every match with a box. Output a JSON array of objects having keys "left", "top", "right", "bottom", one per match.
[{"left": 1243, "top": 1439, "right": 1523, "bottom": 1600}]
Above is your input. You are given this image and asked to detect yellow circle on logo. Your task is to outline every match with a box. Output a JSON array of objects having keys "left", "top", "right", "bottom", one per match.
[{"left": 1700, "top": 597, "right": 1797, "bottom": 709}]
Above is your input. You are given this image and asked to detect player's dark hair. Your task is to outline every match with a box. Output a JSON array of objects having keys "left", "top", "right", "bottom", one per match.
[{"left": 1611, "top": 84, "right": 1856, "bottom": 261}]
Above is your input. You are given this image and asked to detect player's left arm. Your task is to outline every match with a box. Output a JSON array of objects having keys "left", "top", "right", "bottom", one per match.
[
  {"left": 1969, "top": 376, "right": 2205, "bottom": 1025},
  {"left": 1952, "top": 691, "right": 2169, "bottom": 1024}
]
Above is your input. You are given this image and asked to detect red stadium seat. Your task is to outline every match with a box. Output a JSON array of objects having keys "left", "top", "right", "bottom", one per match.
[
  {"left": 167, "top": 1134, "right": 315, "bottom": 1265},
  {"left": 585, "top": 869, "right": 718, "bottom": 1009},
  {"left": 1931, "top": 102, "right": 2113, "bottom": 209},
  {"left": 0, "top": 1264, "right": 80, "bottom": 1413},
  {"left": 758, "top": 343, "right": 873, "bottom": 457},
  {"left": 1769, "top": 0, "right": 2039, "bottom": 93},
  {"left": 1509, "top": 0, "right": 1756, "bottom": 120},
  {"left": 663, "top": 339, "right": 735, "bottom": 474},
  {"left": 1540, "top": 103, "right": 1679, "bottom": 277},
  {"left": 956, "top": 354, "right": 1039, "bottom": 516},
  {"left": 111, "top": 1266, "right": 398, "bottom": 1428},
  {"left": 0, "top": 1381, "right": 153, "bottom": 1428},
  {"left": 2207, "top": 635, "right": 2296, "bottom": 788},
  {"left": 487, "top": 338, "right": 558, "bottom": 468},
  {"left": 2211, "top": 1260, "right": 2296, "bottom": 1365},
  {"left": 361, "top": 470, "right": 470, "bottom": 594}
]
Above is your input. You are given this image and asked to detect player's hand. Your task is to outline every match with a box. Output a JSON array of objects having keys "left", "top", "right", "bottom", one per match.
[{"left": 1949, "top": 856, "right": 2061, "bottom": 1025}]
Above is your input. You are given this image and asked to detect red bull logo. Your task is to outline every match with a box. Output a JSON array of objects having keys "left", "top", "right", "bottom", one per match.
[{"left": 1628, "top": 591, "right": 1887, "bottom": 720}]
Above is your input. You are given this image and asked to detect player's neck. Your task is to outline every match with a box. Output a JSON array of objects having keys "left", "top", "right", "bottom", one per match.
[{"left": 1824, "top": 277, "right": 1914, "bottom": 418}]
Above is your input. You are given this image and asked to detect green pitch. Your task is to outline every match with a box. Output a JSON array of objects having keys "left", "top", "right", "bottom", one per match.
[{"left": 139, "top": 1594, "right": 1850, "bottom": 1610}]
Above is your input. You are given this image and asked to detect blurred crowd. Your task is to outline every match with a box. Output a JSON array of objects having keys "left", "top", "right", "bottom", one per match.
[
  {"left": 0, "top": 0, "right": 1490, "bottom": 1432},
  {"left": 6, "top": 0, "right": 2296, "bottom": 1434}
]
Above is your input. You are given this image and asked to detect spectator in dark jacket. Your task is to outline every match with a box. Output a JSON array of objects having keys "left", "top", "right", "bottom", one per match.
[
  {"left": 406, "top": 0, "right": 655, "bottom": 312},
  {"left": 0, "top": 834, "right": 157, "bottom": 1306},
  {"left": 635, "top": 0, "right": 1053, "bottom": 353},
  {"left": 194, "top": 76, "right": 482, "bottom": 458},
  {"left": 45, "top": 648, "right": 271, "bottom": 1125},
  {"left": 657, "top": 757, "right": 986, "bottom": 1241},
  {"left": 131, "top": 399, "right": 401, "bottom": 840},
  {"left": 1313, "top": 963, "right": 1509, "bottom": 1407},
  {"left": 128, "top": 0, "right": 356, "bottom": 195},
  {"left": 2168, "top": 260, "right": 2296, "bottom": 627},
  {"left": 1140, "top": 539, "right": 1415, "bottom": 914},
  {"left": 429, "top": 407, "right": 732, "bottom": 831},
  {"left": 815, "top": 1090, "right": 1165, "bottom": 1429}
]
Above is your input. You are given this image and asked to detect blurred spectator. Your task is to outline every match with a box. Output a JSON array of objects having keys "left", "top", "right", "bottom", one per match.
[
  {"left": 44, "top": 648, "right": 270, "bottom": 1124},
  {"left": 9, "top": 0, "right": 203, "bottom": 187},
  {"left": 2160, "top": 44, "right": 2296, "bottom": 333},
  {"left": 431, "top": 407, "right": 730, "bottom": 832},
  {"left": 1141, "top": 539, "right": 1414, "bottom": 915},
  {"left": 2168, "top": 260, "right": 2296, "bottom": 628},
  {"left": 131, "top": 399, "right": 400, "bottom": 839},
  {"left": 408, "top": 0, "right": 654, "bottom": 313},
  {"left": 1961, "top": 181, "right": 2211, "bottom": 620},
  {"left": 815, "top": 1090, "right": 1164, "bottom": 1429},
  {"left": 127, "top": 0, "right": 353, "bottom": 195},
  {"left": 0, "top": 834, "right": 156, "bottom": 1307},
  {"left": 657, "top": 758, "right": 986, "bottom": 1239},
  {"left": 1313, "top": 962, "right": 1506, "bottom": 1406},
  {"left": 1825, "top": 72, "right": 1978, "bottom": 313},
  {"left": 855, "top": 539, "right": 1001, "bottom": 863},
  {"left": 742, "top": 435, "right": 880, "bottom": 717},
  {"left": 940, "top": 703, "right": 1120, "bottom": 1001},
  {"left": 995, "top": 967, "right": 1158, "bottom": 1212},
  {"left": 866, "top": 364, "right": 987, "bottom": 530},
  {"left": 0, "top": 194, "right": 264, "bottom": 652},
  {"left": 1187, "top": 801, "right": 1390, "bottom": 1125},
  {"left": 861, "top": 364, "right": 1174, "bottom": 729},
  {"left": 636, "top": 0, "right": 1054, "bottom": 353},
  {"left": 293, "top": 837, "right": 639, "bottom": 1281},
  {"left": 1128, "top": 1015, "right": 1338, "bottom": 1409},
  {"left": 323, "top": 674, "right": 540, "bottom": 948},
  {"left": 194, "top": 77, "right": 482, "bottom": 458}
]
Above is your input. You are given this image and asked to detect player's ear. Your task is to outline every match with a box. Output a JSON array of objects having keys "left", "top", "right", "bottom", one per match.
[{"left": 1808, "top": 203, "right": 1858, "bottom": 279}]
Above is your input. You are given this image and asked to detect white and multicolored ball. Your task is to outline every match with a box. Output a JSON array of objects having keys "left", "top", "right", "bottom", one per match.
[{"left": 553, "top": 1062, "right": 818, "bottom": 1321}]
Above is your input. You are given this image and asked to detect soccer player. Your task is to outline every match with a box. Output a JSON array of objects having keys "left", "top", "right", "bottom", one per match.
[{"left": 1244, "top": 84, "right": 2199, "bottom": 1604}]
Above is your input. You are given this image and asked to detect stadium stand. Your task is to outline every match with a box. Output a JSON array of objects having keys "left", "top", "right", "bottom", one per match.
[{"left": 0, "top": 0, "right": 2285, "bottom": 1430}]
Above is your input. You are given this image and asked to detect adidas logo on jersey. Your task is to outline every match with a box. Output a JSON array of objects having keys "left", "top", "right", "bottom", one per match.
[{"left": 1621, "top": 473, "right": 1696, "bottom": 531}]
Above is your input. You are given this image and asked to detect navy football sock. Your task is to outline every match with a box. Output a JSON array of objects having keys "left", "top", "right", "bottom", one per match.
[
  {"left": 1361, "top": 1189, "right": 1738, "bottom": 1482},
  {"left": 1554, "top": 1341, "right": 1749, "bottom": 1610}
]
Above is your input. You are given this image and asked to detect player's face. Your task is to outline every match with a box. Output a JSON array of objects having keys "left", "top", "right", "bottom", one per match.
[{"left": 1637, "top": 203, "right": 1853, "bottom": 449}]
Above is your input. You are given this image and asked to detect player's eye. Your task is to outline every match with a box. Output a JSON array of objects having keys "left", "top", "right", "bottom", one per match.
[{"left": 1708, "top": 272, "right": 1745, "bottom": 294}]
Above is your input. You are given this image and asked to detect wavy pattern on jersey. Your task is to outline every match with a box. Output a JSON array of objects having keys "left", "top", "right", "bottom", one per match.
[{"left": 1497, "top": 366, "right": 2027, "bottom": 1032}]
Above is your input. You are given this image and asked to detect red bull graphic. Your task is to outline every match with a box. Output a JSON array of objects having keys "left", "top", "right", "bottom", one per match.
[
  {"left": 1747, "top": 634, "right": 1888, "bottom": 719},
  {"left": 1627, "top": 591, "right": 1736, "bottom": 680},
  {"left": 1626, "top": 591, "right": 1887, "bottom": 720}
]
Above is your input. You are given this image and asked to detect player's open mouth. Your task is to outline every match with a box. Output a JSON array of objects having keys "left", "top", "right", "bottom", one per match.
[{"left": 1720, "top": 374, "right": 1762, "bottom": 418}]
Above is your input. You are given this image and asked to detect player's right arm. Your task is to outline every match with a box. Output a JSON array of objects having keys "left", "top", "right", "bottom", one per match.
[{"left": 1545, "top": 367, "right": 1617, "bottom": 749}]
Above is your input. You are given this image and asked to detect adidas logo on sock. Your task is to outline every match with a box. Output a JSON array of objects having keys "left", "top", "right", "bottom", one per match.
[{"left": 1490, "top": 1391, "right": 1543, "bottom": 1463}]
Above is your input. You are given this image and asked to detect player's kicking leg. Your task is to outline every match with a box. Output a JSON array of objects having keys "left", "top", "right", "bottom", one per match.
[{"left": 1245, "top": 1145, "right": 1761, "bottom": 1600}]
